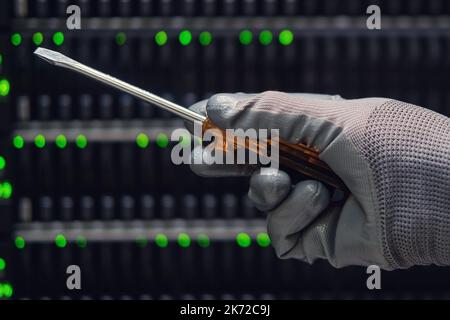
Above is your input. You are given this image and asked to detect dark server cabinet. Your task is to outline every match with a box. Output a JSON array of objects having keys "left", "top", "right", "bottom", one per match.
[{"left": 0, "top": 0, "right": 449, "bottom": 300}]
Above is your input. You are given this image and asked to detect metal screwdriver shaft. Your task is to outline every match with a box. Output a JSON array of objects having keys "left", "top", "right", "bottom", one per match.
[
  {"left": 33, "top": 47, "right": 206, "bottom": 123},
  {"left": 34, "top": 48, "right": 347, "bottom": 191}
]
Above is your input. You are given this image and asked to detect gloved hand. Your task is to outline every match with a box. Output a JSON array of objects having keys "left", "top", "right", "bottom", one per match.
[{"left": 186, "top": 91, "right": 450, "bottom": 270}]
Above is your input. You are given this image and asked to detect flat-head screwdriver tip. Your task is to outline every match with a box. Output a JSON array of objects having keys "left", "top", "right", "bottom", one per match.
[
  {"left": 33, "top": 48, "right": 206, "bottom": 123},
  {"left": 34, "top": 47, "right": 74, "bottom": 67}
]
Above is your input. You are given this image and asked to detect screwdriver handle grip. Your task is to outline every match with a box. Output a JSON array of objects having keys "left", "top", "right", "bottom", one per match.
[{"left": 202, "top": 118, "right": 348, "bottom": 191}]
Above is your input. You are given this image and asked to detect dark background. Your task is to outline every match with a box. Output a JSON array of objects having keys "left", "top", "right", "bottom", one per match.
[{"left": 0, "top": 0, "right": 449, "bottom": 299}]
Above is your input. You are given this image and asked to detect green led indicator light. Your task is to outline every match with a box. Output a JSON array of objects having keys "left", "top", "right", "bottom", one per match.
[
  {"left": 0, "top": 156, "right": 5, "bottom": 170},
  {"left": 256, "top": 233, "right": 271, "bottom": 247},
  {"left": 0, "top": 79, "right": 10, "bottom": 97},
  {"left": 76, "top": 236, "right": 87, "bottom": 248},
  {"left": 0, "top": 53, "right": 3, "bottom": 65},
  {"left": 156, "top": 133, "right": 169, "bottom": 148},
  {"left": 55, "top": 234, "right": 67, "bottom": 248},
  {"left": 197, "top": 234, "right": 210, "bottom": 248},
  {"left": 2, "top": 283, "right": 13, "bottom": 298},
  {"left": 116, "top": 32, "right": 126, "bottom": 46},
  {"left": 236, "top": 232, "right": 251, "bottom": 248},
  {"left": 15, "top": 236, "right": 25, "bottom": 249},
  {"left": 199, "top": 31, "right": 213, "bottom": 46},
  {"left": 52, "top": 32, "right": 64, "bottom": 46},
  {"left": 76, "top": 134, "right": 88, "bottom": 149},
  {"left": 4, "top": 182, "right": 12, "bottom": 199},
  {"left": 11, "top": 33, "right": 22, "bottom": 46},
  {"left": 33, "top": 32, "right": 44, "bottom": 46},
  {"left": 177, "top": 233, "right": 191, "bottom": 248},
  {"left": 0, "top": 258, "right": 5, "bottom": 271},
  {"left": 55, "top": 134, "right": 67, "bottom": 149},
  {"left": 136, "top": 236, "right": 148, "bottom": 248},
  {"left": 179, "top": 30, "right": 192, "bottom": 46},
  {"left": 13, "top": 135, "right": 24, "bottom": 149},
  {"left": 279, "top": 29, "right": 294, "bottom": 46},
  {"left": 155, "top": 31, "right": 168, "bottom": 46},
  {"left": 179, "top": 134, "right": 191, "bottom": 147},
  {"left": 1, "top": 182, "right": 12, "bottom": 199},
  {"left": 5, "top": 284, "right": 13, "bottom": 298},
  {"left": 259, "top": 30, "right": 273, "bottom": 45},
  {"left": 239, "top": 30, "right": 253, "bottom": 45},
  {"left": 155, "top": 234, "right": 168, "bottom": 248},
  {"left": 34, "top": 134, "right": 46, "bottom": 148},
  {"left": 136, "top": 133, "right": 149, "bottom": 148}
]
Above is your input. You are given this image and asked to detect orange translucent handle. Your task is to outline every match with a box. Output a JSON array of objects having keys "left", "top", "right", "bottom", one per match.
[{"left": 202, "top": 118, "right": 347, "bottom": 191}]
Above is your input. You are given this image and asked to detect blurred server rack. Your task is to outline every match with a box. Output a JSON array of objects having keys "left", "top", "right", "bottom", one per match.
[{"left": 0, "top": 0, "right": 449, "bottom": 299}]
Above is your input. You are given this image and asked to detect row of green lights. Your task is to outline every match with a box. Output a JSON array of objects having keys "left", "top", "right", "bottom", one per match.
[
  {"left": 13, "top": 133, "right": 171, "bottom": 149},
  {"left": 0, "top": 182, "right": 12, "bottom": 200},
  {"left": 0, "top": 36, "right": 9, "bottom": 208},
  {"left": 0, "top": 283, "right": 13, "bottom": 298},
  {"left": 36, "top": 134, "right": 87, "bottom": 149},
  {"left": 14, "top": 235, "right": 86, "bottom": 249},
  {"left": 240, "top": 29, "right": 294, "bottom": 46},
  {"left": 14, "top": 233, "right": 200, "bottom": 249},
  {"left": 136, "top": 133, "right": 170, "bottom": 148},
  {"left": 152, "top": 233, "right": 205, "bottom": 248},
  {"left": 116, "top": 30, "right": 212, "bottom": 47},
  {"left": 236, "top": 232, "right": 271, "bottom": 248},
  {"left": 11, "top": 30, "right": 293, "bottom": 48},
  {"left": 12, "top": 134, "right": 88, "bottom": 149},
  {"left": 56, "top": 134, "right": 87, "bottom": 149},
  {"left": 13, "top": 233, "right": 270, "bottom": 250},
  {"left": 116, "top": 29, "right": 292, "bottom": 46},
  {"left": 56, "top": 235, "right": 86, "bottom": 248},
  {"left": 136, "top": 233, "right": 197, "bottom": 248},
  {"left": 11, "top": 32, "right": 64, "bottom": 46}
]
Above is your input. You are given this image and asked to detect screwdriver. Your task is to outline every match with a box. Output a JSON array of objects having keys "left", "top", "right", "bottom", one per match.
[{"left": 34, "top": 47, "right": 346, "bottom": 191}]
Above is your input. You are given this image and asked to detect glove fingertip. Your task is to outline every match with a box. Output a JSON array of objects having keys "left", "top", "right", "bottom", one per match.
[
  {"left": 294, "top": 180, "right": 331, "bottom": 213},
  {"left": 248, "top": 169, "right": 291, "bottom": 211}
]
